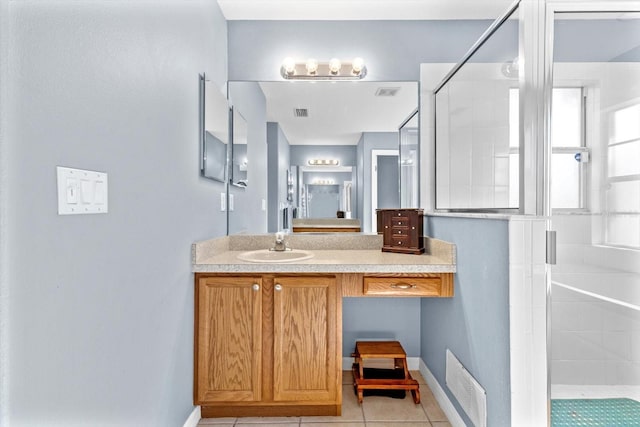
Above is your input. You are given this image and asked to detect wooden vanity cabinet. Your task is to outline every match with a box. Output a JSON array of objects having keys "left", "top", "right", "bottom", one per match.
[{"left": 195, "top": 273, "right": 342, "bottom": 417}]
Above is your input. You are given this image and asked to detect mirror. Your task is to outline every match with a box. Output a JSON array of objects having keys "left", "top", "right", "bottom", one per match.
[
  {"left": 200, "top": 74, "right": 230, "bottom": 183},
  {"left": 294, "top": 166, "right": 355, "bottom": 218},
  {"left": 400, "top": 110, "right": 419, "bottom": 207},
  {"left": 230, "top": 107, "right": 248, "bottom": 187},
  {"left": 227, "top": 80, "right": 418, "bottom": 233}
]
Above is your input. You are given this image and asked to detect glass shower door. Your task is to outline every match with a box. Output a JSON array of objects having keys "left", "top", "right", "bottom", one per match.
[{"left": 548, "top": 8, "right": 640, "bottom": 425}]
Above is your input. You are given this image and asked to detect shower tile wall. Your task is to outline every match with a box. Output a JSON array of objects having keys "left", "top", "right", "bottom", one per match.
[
  {"left": 552, "top": 214, "right": 640, "bottom": 386},
  {"left": 552, "top": 285, "right": 640, "bottom": 385},
  {"left": 436, "top": 69, "right": 512, "bottom": 209}
]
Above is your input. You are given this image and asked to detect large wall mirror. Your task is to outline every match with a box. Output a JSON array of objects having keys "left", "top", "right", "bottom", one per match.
[
  {"left": 200, "top": 74, "right": 230, "bottom": 182},
  {"left": 227, "top": 80, "right": 418, "bottom": 233}
]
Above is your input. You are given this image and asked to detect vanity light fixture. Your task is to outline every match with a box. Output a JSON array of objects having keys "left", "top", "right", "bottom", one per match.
[
  {"left": 308, "top": 159, "right": 339, "bottom": 166},
  {"left": 280, "top": 57, "right": 367, "bottom": 80},
  {"left": 313, "top": 179, "right": 335, "bottom": 185}
]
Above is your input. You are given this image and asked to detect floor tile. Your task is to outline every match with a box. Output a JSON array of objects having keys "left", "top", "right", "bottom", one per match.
[
  {"left": 236, "top": 424, "right": 299, "bottom": 427},
  {"left": 410, "top": 371, "right": 426, "bottom": 385},
  {"left": 236, "top": 417, "right": 300, "bottom": 424},
  {"left": 430, "top": 422, "right": 451, "bottom": 427},
  {"left": 301, "top": 385, "right": 364, "bottom": 423},
  {"left": 420, "top": 388, "right": 447, "bottom": 422},
  {"left": 198, "top": 418, "right": 236, "bottom": 425},
  {"left": 198, "top": 423, "right": 234, "bottom": 427},
  {"left": 365, "top": 423, "right": 432, "bottom": 427},
  {"left": 362, "top": 394, "right": 428, "bottom": 422},
  {"left": 301, "top": 423, "right": 364, "bottom": 427}
]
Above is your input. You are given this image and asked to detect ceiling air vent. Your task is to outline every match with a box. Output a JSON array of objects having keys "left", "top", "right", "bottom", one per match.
[
  {"left": 375, "top": 87, "right": 401, "bottom": 97},
  {"left": 294, "top": 108, "right": 309, "bottom": 118}
]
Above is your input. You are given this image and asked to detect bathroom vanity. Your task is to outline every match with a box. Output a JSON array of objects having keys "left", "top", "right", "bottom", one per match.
[{"left": 192, "top": 234, "right": 456, "bottom": 417}]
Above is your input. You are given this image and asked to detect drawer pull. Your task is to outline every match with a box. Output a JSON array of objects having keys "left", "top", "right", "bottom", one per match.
[
  {"left": 275, "top": 284, "right": 283, "bottom": 291},
  {"left": 390, "top": 283, "right": 416, "bottom": 290},
  {"left": 252, "top": 284, "right": 260, "bottom": 291}
]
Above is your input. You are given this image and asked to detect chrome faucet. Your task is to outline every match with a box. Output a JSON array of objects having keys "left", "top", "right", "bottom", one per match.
[{"left": 271, "top": 232, "right": 289, "bottom": 252}]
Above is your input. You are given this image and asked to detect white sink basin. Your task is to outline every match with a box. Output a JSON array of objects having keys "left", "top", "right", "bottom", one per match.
[{"left": 237, "top": 249, "right": 314, "bottom": 263}]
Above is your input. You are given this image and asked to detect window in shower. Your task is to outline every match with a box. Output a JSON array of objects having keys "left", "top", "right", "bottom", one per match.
[
  {"left": 434, "top": 5, "right": 519, "bottom": 211},
  {"left": 605, "top": 102, "right": 640, "bottom": 248},
  {"left": 509, "top": 87, "right": 588, "bottom": 209}
]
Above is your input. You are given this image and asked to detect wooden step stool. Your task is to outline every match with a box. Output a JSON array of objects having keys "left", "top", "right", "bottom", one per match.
[{"left": 352, "top": 341, "right": 420, "bottom": 404}]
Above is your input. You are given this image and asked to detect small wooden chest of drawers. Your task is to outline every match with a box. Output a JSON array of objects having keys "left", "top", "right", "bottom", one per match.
[{"left": 376, "top": 209, "right": 425, "bottom": 254}]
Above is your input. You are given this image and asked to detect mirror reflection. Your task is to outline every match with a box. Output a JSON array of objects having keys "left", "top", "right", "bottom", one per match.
[
  {"left": 231, "top": 108, "right": 248, "bottom": 187},
  {"left": 227, "top": 81, "right": 418, "bottom": 234},
  {"left": 200, "top": 75, "right": 229, "bottom": 183}
]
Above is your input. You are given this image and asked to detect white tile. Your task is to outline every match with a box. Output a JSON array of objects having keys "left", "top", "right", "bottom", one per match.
[
  {"left": 602, "top": 331, "right": 632, "bottom": 361},
  {"left": 509, "top": 221, "right": 526, "bottom": 265}
]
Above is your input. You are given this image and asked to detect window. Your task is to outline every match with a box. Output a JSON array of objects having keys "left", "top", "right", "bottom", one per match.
[
  {"left": 509, "top": 87, "right": 588, "bottom": 209},
  {"left": 605, "top": 103, "right": 640, "bottom": 248}
]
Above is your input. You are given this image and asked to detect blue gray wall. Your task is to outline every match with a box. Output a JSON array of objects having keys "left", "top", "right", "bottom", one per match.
[
  {"left": 343, "top": 298, "right": 422, "bottom": 357},
  {"left": 267, "top": 122, "right": 291, "bottom": 232},
  {"left": 228, "top": 82, "right": 268, "bottom": 234},
  {"left": 0, "top": 1, "right": 227, "bottom": 425},
  {"left": 423, "top": 216, "right": 511, "bottom": 427}
]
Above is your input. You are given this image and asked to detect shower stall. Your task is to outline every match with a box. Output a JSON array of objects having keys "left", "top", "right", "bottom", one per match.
[{"left": 431, "top": 0, "right": 640, "bottom": 424}]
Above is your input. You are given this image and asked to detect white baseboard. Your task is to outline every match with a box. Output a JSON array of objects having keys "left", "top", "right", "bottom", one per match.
[
  {"left": 342, "top": 356, "right": 420, "bottom": 371},
  {"left": 419, "top": 358, "right": 465, "bottom": 427},
  {"left": 183, "top": 406, "right": 201, "bottom": 427}
]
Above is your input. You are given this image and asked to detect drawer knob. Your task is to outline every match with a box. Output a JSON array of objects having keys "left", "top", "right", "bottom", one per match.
[
  {"left": 391, "top": 283, "right": 417, "bottom": 290},
  {"left": 252, "top": 284, "right": 260, "bottom": 291},
  {"left": 275, "top": 284, "right": 283, "bottom": 291},
  {"left": 398, "top": 222, "right": 402, "bottom": 225},
  {"left": 397, "top": 241, "right": 403, "bottom": 245}
]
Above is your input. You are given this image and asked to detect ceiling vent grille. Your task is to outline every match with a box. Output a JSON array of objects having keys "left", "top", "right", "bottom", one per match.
[
  {"left": 375, "top": 87, "right": 401, "bottom": 97},
  {"left": 294, "top": 108, "right": 309, "bottom": 118}
]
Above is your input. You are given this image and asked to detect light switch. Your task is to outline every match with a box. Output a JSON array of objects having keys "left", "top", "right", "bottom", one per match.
[
  {"left": 66, "top": 178, "right": 78, "bottom": 204},
  {"left": 261, "top": 199, "right": 266, "bottom": 211},
  {"left": 81, "top": 179, "right": 93, "bottom": 204},
  {"left": 229, "top": 194, "right": 234, "bottom": 211},
  {"left": 57, "top": 166, "right": 108, "bottom": 215},
  {"left": 220, "top": 192, "right": 226, "bottom": 211}
]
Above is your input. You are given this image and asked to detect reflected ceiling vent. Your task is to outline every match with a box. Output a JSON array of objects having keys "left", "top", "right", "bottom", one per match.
[
  {"left": 294, "top": 108, "right": 309, "bottom": 118},
  {"left": 375, "top": 87, "right": 401, "bottom": 97}
]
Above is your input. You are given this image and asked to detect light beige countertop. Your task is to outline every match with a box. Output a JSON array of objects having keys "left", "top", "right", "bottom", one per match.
[{"left": 192, "top": 234, "right": 456, "bottom": 273}]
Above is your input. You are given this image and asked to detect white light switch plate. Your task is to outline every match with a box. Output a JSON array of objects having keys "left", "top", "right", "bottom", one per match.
[
  {"left": 220, "top": 193, "right": 226, "bottom": 211},
  {"left": 57, "top": 166, "right": 108, "bottom": 215}
]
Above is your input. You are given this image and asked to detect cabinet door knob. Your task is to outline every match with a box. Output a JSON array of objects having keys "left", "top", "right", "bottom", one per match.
[
  {"left": 275, "top": 284, "right": 283, "bottom": 291},
  {"left": 252, "top": 284, "right": 260, "bottom": 291}
]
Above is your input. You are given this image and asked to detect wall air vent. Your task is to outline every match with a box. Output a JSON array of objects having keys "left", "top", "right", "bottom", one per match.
[
  {"left": 294, "top": 108, "right": 309, "bottom": 118},
  {"left": 375, "top": 87, "right": 401, "bottom": 97},
  {"left": 446, "top": 349, "right": 487, "bottom": 427}
]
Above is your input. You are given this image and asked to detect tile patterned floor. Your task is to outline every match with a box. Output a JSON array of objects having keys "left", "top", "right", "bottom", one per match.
[{"left": 198, "top": 371, "right": 451, "bottom": 427}]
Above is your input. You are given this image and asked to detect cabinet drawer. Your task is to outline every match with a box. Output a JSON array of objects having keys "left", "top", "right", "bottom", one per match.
[
  {"left": 391, "top": 227, "right": 409, "bottom": 236},
  {"left": 363, "top": 276, "right": 447, "bottom": 297},
  {"left": 391, "top": 218, "right": 410, "bottom": 227}
]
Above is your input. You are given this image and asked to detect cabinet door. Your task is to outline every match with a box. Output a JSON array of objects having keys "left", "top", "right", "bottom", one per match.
[
  {"left": 272, "top": 276, "right": 339, "bottom": 403},
  {"left": 196, "top": 276, "right": 262, "bottom": 403}
]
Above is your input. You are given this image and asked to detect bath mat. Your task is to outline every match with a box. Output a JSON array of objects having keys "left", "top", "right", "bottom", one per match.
[{"left": 552, "top": 398, "right": 640, "bottom": 426}]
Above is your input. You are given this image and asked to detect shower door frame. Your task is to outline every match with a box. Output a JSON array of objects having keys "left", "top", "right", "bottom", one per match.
[{"left": 541, "top": 1, "right": 640, "bottom": 426}]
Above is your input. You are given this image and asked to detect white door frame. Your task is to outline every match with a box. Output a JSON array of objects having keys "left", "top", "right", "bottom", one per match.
[{"left": 371, "top": 149, "right": 399, "bottom": 233}]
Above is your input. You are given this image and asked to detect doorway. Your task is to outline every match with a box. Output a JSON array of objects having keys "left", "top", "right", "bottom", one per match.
[{"left": 371, "top": 149, "right": 399, "bottom": 233}]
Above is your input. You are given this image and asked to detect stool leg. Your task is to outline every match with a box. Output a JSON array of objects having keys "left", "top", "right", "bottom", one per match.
[{"left": 411, "top": 388, "right": 421, "bottom": 404}]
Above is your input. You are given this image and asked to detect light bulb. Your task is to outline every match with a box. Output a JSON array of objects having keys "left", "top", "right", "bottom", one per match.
[
  {"left": 351, "top": 57, "right": 364, "bottom": 75},
  {"left": 306, "top": 58, "right": 318, "bottom": 75},
  {"left": 329, "top": 58, "right": 341, "bottom": 75},
  {"left": 282, "top": 57, "right": 296, "bottom": 76}
]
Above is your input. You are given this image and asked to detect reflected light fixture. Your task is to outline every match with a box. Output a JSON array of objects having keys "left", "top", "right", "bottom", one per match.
[
  {"left": 281, "top": 57, "right": 367, "bottom": 80},
  {"left": 308, "top": 159, "right": 339, "bottom": 166}
]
